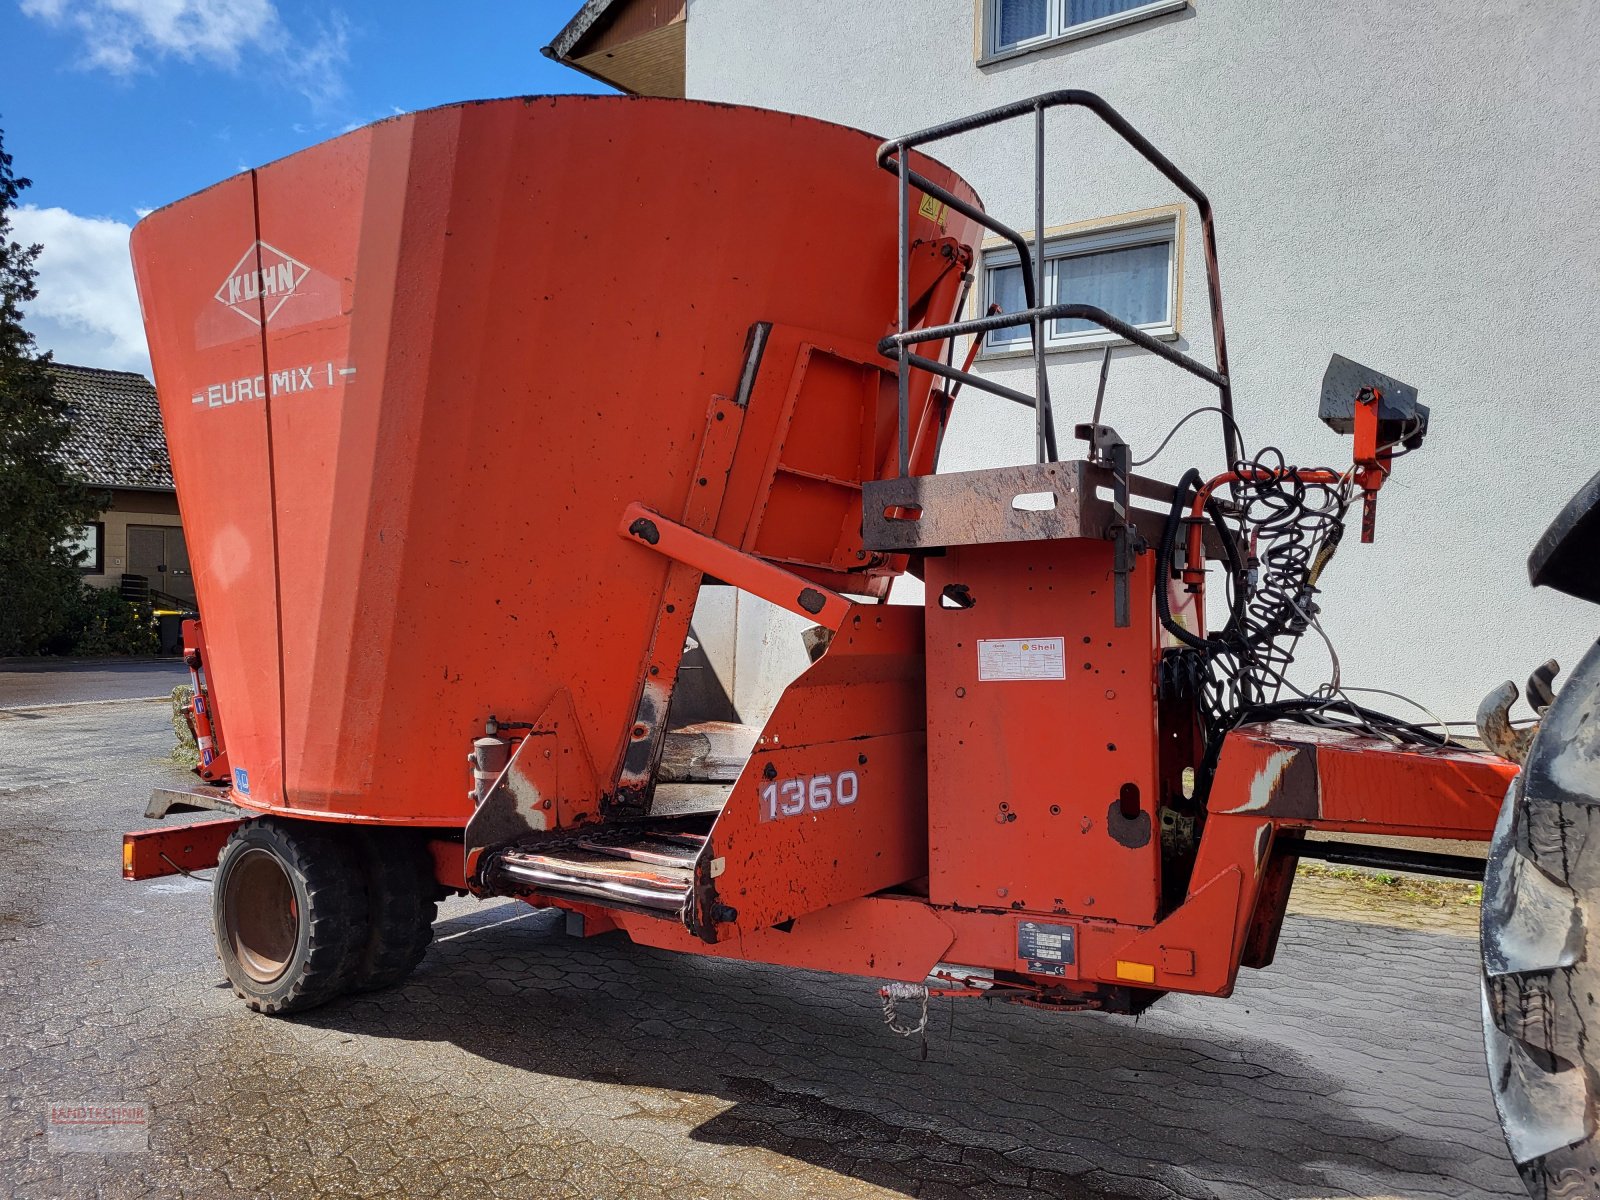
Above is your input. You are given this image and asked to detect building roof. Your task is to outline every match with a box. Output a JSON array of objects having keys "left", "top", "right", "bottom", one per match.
[
  {"left": 48, "top": 362, "right": 174, "bottom": 492},
  {"left": 543, "top": 0, "right": 686, "bottom": 97}
]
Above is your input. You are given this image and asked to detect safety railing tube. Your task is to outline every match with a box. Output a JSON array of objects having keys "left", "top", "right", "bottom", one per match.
[
  {"left": 877, "top": 89, "right": 1240, "bottom": 475},
  {"left": 881, "top": 304, "right": 1228, "bottom": 391},
  {"left": 1032, "top": 100, "right": 1054, "bottom": 466},
  {"left": 897, "top": 141, "right": 910, "bottom": 477}
]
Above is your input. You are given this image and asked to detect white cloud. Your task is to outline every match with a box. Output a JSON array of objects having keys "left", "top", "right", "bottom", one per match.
[
  {"left": 11, "top": 205, "right": 150, "bottom": 375},
  {"left": 20, "top": 0, "right": 349, "bottom": 108}
]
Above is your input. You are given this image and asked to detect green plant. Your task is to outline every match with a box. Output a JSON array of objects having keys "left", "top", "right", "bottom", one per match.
[
  {"left": 46, "top": 583, "right": 159, "bottom": 656},
  {"left": 0, "top": 122, "right": 103, "bottom": 655}
]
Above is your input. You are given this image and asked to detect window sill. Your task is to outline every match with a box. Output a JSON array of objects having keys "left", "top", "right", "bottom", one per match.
[
  {"left": 978, "top": 0, "right": 1187, "bottom": 67},
  {"left": 977, "top": 324, "right": 1179, "bottom": 363}
]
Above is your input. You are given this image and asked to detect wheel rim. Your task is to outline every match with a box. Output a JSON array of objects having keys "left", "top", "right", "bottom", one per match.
[{"left": 223, "top": 847, "right": 299, "bottom": 986}]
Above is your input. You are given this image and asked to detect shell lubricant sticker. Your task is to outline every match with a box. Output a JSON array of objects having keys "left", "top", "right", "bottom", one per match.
[
  {"left": 977, "top": 637, "right": 1065, "bottom": 682},
  {"left": 917, "top": 193, "right": 948, "bottom": 229}
]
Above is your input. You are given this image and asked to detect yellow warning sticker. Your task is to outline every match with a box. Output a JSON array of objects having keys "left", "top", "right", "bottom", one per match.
[{"left": 918, "top": 193, "right": 948, "bottom": 229}]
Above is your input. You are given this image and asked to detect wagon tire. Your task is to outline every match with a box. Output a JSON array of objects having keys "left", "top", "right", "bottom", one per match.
[
  {"left": 212, "top": 817, "right": 369, "bottom": 1015},
  {"left": 350, "top": 827, "right": 437, "bottom": 993}
]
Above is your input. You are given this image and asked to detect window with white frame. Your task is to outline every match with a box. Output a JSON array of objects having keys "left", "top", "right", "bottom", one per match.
[
  {"left": 982, "top": 218, "right": 1177, "bottom": 353},
  {"left": 986, "top": 0, "right": 1185, "bottom": 58}
]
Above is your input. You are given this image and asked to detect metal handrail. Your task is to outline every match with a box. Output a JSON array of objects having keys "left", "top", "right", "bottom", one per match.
[
  {"left": 879, "top": 89, "right": 1240, "bottom": 476},
  {"left": 883, "top": 303, "right": 1227, "bottom": 390}
]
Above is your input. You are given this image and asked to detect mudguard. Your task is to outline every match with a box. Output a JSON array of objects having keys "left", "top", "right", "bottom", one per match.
[{"left": 1529, "top": 468, "right": 1600, "bottom": 606}]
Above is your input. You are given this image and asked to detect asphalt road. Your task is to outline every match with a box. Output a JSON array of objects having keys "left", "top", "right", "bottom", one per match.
[
  {"left": 0, "top": 658, "right": 190, "bottom": 710},
  {"left": 0, "top": 674, "right": 1524, "bottom": 1199}
]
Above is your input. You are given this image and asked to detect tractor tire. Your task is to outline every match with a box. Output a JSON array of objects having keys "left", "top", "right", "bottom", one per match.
[
  {"left": 349, "top": 827, "right": 437, "bottom": 993},
  {"left": 212, "top": 817, "right": 369, "bottom": 1015},
  {"left": 1482, "top": 638, "right": 1600, "bottom": 1199}
]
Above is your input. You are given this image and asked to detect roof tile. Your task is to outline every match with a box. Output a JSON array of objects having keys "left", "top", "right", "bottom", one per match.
[{"left": 46, "top": 362, "right": 174, "bottom": 491}]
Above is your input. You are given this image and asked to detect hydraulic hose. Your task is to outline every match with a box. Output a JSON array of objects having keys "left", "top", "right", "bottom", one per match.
[{"left": 1155, "top": 468, "right": 1246, "bottom": 650}]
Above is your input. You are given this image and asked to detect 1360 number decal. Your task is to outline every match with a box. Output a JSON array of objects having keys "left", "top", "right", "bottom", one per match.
[{"left": 759, "top": 770, "right": 860, "bottom": 822}]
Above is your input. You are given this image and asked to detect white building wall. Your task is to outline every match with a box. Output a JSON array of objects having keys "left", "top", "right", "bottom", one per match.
[{"left": 684, "top": 0, "right": 1600, "bottom": 725}]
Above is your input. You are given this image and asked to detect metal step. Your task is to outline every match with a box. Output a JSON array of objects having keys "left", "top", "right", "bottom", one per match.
[{"left": 489, "top": 829, "right": 706, "bottom": 912}]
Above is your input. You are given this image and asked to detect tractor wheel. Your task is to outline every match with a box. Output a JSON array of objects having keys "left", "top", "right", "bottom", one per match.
[
  {"left": 212, "top": 817, "right": 369, "bottom": 1015},
  {"left": 350, "top": 827, "right": 438, "bottom": 993},
  {"left": 1482, "top": 640, "right": 1600, "bottom": 1198}
]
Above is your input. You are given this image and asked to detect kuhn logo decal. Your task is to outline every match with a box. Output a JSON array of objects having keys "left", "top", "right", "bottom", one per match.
[{"left": 215, "top": 242, "right": 310, "bottom": 326}]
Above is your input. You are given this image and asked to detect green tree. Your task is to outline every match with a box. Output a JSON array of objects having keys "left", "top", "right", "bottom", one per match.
[{"left": 0, "top": 122, "right": 100, "bottom": 655}]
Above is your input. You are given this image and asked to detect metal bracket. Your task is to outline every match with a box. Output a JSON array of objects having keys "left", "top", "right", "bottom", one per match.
[
  {"left": 863, "top": 459, "right": 1204, "bottom": 559},
  {"left": 620, "top": 503, "right": 851, "bottom": 631},
  {"left": 463, "top": 687, "right": 598, "bottom": 887}
]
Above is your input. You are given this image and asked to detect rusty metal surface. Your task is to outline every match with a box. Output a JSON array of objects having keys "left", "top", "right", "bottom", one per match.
[
  {"left": 863, "top": 460, "right": 1218, "bottom": 554},
  {"left": 144, "top": 784, "right": 245, "bottom": 820},
  {"left": 657, "top": 722, "right": 758, "bottom": 783},
  {"left": 1478, "top": 680, "right": 1538, "bottom": 764},
  {"left": 864, "top": 461, "right": 1094, "bottom": 549},
  {"left": 464, "top": 688, "right": 599, "bottom": 882}
]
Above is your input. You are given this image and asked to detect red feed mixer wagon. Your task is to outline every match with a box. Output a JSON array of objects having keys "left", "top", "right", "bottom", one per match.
[{"left": 123, "top": 93, "right": 1600, "bottom": 1194}]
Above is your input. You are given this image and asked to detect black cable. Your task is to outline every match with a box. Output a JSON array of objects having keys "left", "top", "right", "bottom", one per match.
[
  {"left": 1154, "top": 444, "right": 1442, "bottom": 784},
  {"left": 1156, "top": 469, "right": 1210, "bottom": 652},
  {"left": 1133, "top": 405, "right": 1245, "bottom": 468}
]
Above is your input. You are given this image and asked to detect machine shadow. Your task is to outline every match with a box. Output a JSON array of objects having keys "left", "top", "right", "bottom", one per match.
[{"left": 300, "top": 902, "right": 1488, "bottom": 1199}]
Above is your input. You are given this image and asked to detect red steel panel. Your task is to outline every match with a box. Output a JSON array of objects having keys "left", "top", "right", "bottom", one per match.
[
  {"left": 924, "top": 540, "right": 1163, "bottom": 926},
  {"left": 131, "top": 97, "right": 981, "bottom": 826},
  {"left": 131, "top": 174, "right": 284, "bottom": 812},
  {"left": 122, "top": 818, "right": 243, "bottom": 880},
  {"left": 702, "top": 607, "right": 928, "bottom": 933},
  {"left": 1210, "top": 721, "right": 1515, "bottom": 838}
]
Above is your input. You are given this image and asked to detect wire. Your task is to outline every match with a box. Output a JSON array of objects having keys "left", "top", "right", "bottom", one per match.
[
  {"left": 1132, "top": 405, "right": 1245, "bottom": 468},
  {"left": 158, "top": 853, "right": 212, "bottom": 882},
  {"left": 1329, "top": 685, "right": 1453, "bottom": 744},
  {"left": 1155, "top": 443, "right": 1453, "bottom": 771}
]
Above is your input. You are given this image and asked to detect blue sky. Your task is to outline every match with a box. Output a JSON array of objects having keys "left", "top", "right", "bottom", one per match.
[{"left": 2, "top": 1, "right": 611, "bottom": 374}]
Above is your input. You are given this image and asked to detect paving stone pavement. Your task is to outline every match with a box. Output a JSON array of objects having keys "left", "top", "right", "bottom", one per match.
[{"left": 0, "top": 695, "right": 1525, "bottom": 1199}]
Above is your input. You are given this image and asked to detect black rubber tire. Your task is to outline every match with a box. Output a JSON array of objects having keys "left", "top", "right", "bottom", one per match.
[
  {"left": 212, "top": 817, "right": 369, "bottom": 1015},
  {"left": 349, "top": 827, "right": 437, "bottom": 993},
  {"left": 1482, "top": 638, "right": 1600, "bottom": 1198}
]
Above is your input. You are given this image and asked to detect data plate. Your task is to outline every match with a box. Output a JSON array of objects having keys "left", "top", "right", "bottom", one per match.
[
  {"left": 978, "top": 637, "right": 1065, "bottom": 682},
  {"left": 1017, "top": 920, "right": 1076, "bottom": 977}
]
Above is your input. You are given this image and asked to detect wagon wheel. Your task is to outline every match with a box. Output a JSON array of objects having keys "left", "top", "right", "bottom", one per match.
[
  {"left": 349, "top": 827, "right": 438, "bottom": 993},
  {"left": 213, "top": 818, "right": 369, "bottom": 1015}
]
